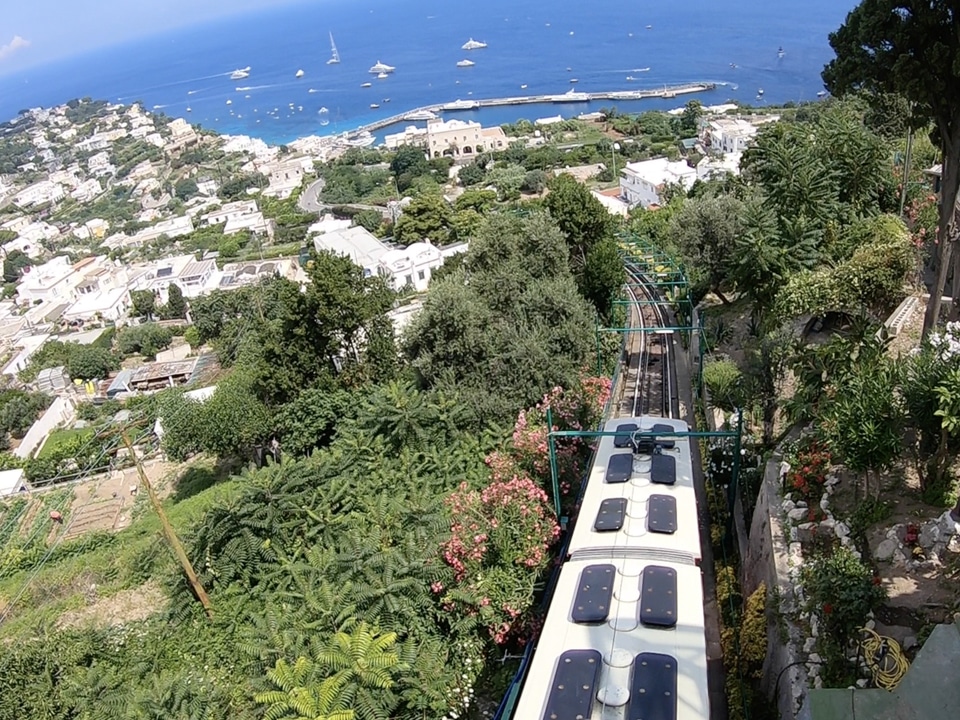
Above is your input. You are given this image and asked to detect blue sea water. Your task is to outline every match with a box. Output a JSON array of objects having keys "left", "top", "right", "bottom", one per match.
[{"left": 0, "top": 0, "right": 855, "bottom": 145}]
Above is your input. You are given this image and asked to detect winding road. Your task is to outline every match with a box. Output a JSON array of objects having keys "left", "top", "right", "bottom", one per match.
[{"left": 297, "top": 177, "right": 390, "bottom": 217}]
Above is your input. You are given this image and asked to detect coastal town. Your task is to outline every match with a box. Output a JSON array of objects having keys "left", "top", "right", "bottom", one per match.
[
  {"left": 0, "top": 94, "right": 771, "bottom": 428},
  {"left": 3, "top": 13, "right": 960, "bottom": 714}
]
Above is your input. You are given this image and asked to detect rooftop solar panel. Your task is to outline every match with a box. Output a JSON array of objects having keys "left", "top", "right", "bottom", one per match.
[
  {"left": 650, "top": 454, "right": 677, "bottom": 485},
  {"left": 627, "top": 652, "right": 678, "bottom": 720},
  {"left": 606, "top": 453, "right": 633, "bottom": 483},
  {"left": 594, "top": 498, "right": 628, "bottom": 532},
  {"left": 571, "top": 564, "right": 615, "bottom": 623},
  {"left": 640, "top": 565, "right": 678, "bottom": 628},
  {"left": 647, "top": 495, "right": 677, "bottom": 534},
  {"left": 542, "top": 649, "right": 602, "bottom": 720},
  {"left": 614, "top": 423, "right": 638, "bottom": 448}
]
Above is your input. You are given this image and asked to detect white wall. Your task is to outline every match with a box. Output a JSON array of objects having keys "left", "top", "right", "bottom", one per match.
[{"left": 16, "top": 396, "right": 77, "bottom": 459}]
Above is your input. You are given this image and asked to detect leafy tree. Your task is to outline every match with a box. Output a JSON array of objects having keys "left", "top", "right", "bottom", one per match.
[
  {"left": 393, "top": 194, "right": 452, "bottom": 246},
  {"left": 131, "top": 289, "right": 157, "bottom": 319},
  {"left": 668, "top": 193, "right": 743, "bottom": 303},
  {"left": 66, "top": 345, "right": 117, "bottom": 381},
  {"left": 164, "top": 282, "right": 187, "bottom": 319},
  {"left": 404, "top": 212, "right": 595, "bottom": 423},
  {"left": 174, "top": 178, "right": 199, "bottom": 201},
  {"left": 199, "top": 370, "right": 272, "bottom": 460},
  {"left": 823, "top": 0, "right": 960, "bottom": 335},
  {"left": 453, "top": 188, "right": 497, "bottom": 214},
  {"left": 680, "top": 100, "right": 703, "bottom": 135},
  {"left": 0, "top": 390, "right": 50, "bottom": 439},
  {"left": 544, "top": 173, "right": 615, "bottom": 270},
  {"left": 275, "top": 388, "right": 354, "bottom": 457},
  {"left": 353, "top": 209, "right": 382, "bottom": 234},
  {"left": 115, "top": 323, "right": 174, "bottom": 359},
  {"left": 2, "top": 249, "right": 33, "bottom": 283},
  {"left": 183, "top": 325, "right": 201, "bottom": 350},
  {"left": 520, "top": 169, "right": 550, "bottom": 195},
  {"left": 580, "top": 237, "right": 625, "bottom": 322},
  {"left": 389, "top": 146, "right": 429, "bottom": 190},
  {"left": 255, "top": 657, "right": 355, "bottom": 720},
  {"left": 457, "top": 161, "right": 486, "bottom": 187}
]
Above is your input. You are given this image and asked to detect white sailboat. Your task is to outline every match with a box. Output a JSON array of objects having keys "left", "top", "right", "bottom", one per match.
[{"left": 327, "top": 32, "right": 341, "bottom": 65}]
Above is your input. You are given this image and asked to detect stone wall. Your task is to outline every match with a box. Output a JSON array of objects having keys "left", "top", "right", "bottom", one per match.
[{"left": 743, "top": 455, "right": 807, "bottom": 720}]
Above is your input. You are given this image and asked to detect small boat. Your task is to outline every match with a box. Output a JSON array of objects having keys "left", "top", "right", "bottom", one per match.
[
  {"left": 369, "top": 60, "right": 395, "bottom": 74},
  {"left": 777, "top": 46, "right": 785, "bottom": 58},
  {"left": 370, "top": 103, "right": 380, "bottom": 109},
  {"left": 327, "top": 32, "right": 341, "bottom": 65},
  {"left": 816, "top": 90, "right": 827, "bottom": 98},
  {"left": 377, "top": 72, "right": 389, "bottom": 79},
  {"left": 566, "top": 67, "right": 572, "bottom": 72},
  {"left": 230, "top": 67, "right": 251, "bottom": 80},
  {"left": 636, "top": 67, "right": 650, "bottom": 72},
  {"left": 569, "top": 31, "right": 574, "bottom": 36},
  {"left": 645, "top": 24, "right": 652, "bottom": 29},
  {"left": 457, "top": 59, "right": 475, "bottom": 67},
  {"left": 361, "top": 82, "right": 372, "bottom": 88},
  {"left": 405, "top": 109, "right": 437, "bottom": 121},
  {"left": 757, "top": 88, "right": 764, "bottom": 96},
  {"left": 225, "top": 99, "right": 232, "bottom": 105},
  {"left": 442, "top": 99, "right": 480, "bottom": 111},
  {"left": 570, "top": 78, "right": 579, "bottom": 84},
  {"left": 319, "top": 107, "right": 330, "bottom": 126},
  {"left": 186, "top": 107, "right": 192, "bottom": 112},
  {"left": 308, "top": 88, "right": 318, "bottom": 93},
  {"left": 626, "top": 76, "right": 635, "bottom": 81},
  {"left": 730, "top": 62, "right": 738, "bottom": 68},
  {"left": 296, "top": 69, "right": 305, "bottom": 78},
  {"left": 520, "top": 84, "right": 528, "bottom": 89},
  {"left": 462, "top": 38, "right": 487, "bottom": 50},
  {"left": 383, "top": 98, "right": 391, "bottom": 103}
]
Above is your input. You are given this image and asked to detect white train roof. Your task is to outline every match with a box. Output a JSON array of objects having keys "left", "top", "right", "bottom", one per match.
[
  {"left": 514, "top": 556, "right": 709, "bottom": 720},
  {"left": 567, "top": 416, "right": 702, "bottom": 564}
]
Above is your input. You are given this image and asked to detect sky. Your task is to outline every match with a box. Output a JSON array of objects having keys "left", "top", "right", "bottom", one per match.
[{"left": 0, "top": 0, "right": 316, "bottom": 75}]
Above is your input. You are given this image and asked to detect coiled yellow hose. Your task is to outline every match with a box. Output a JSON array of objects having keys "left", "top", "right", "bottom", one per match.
[{"left": 859, "top": 627, "right": 909, "bottom": 691}]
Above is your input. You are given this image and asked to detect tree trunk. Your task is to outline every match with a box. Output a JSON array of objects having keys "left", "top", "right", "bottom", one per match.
[{"left": 922, "top": 120, "right": 960, "bottom": 338}]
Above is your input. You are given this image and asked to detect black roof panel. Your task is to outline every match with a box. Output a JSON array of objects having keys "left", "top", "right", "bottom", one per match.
[
  {"left": 594, "top": 497, "right": 627, "bottom": 532},
  {"left": 606, "top": 453, "right": 633, "bottom": 483},
  {"left": 572, "top": 564, "right": 615, "bottom": 624},
  {"left": 542, "top": 649, "right": 602, "bottom": 720},
  {"left": 627, "top": 652, "right": 678, "bottom": 720},
  {"left": 640, "top": 565, "right": 678, "bottom": 628},
  {"left": 647, "top": 494, "right": 677, "bottom": 534},
  {"left": 650, "top": 453, "right": 677, "bottom": 485},
  {"left": 614, "top": 423, "right": 638, "bottom": 448}
]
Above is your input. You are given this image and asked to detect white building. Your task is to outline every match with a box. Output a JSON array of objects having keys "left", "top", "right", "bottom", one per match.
[
  {"left": 70, "top": 178, "right": 102, "bottom": 203},
  {"left": 308, "top": 214, "right": 353, "bottom": 236},
  {"left": 134, "top": 255, "right": 221, "bottom": 301},
  {"left": 202, "top": 200, "right": 259, "bottom": 226},
  {"left": 619, "top": 158, "right": 698, "bottom": 209},
  {"left": 124, "top": 216, "right": 195, "bottom": 248},
  {"left": 262, "top": 159, "right": 305, "bottom": 199},
  {"left": 219, "top": 258, "right": 304, "bottom": 289},
  {"left": 16, "top": 256, "right": 86, "bottom": 305},
  {"left": 705, "top": 118, "right": 758, "bottom": 154},
  {"left": 63, "top": 287, "right": 131, "bottom": 324},
  {"left": 313, "top": 226, "right": 462, "bottom": 292},
  {"left": 13, "top": 180, "right": 65, "bottom": 208}
]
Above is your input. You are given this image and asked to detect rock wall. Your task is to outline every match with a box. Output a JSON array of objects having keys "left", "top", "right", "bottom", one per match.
[{"left": 743, "top": 455, "right": 807, "bottom": 720}]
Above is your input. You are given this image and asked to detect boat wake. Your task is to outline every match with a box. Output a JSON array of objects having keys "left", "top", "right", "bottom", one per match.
[{"left": 235, "top": 84, "right": 282, "bottom": 91}]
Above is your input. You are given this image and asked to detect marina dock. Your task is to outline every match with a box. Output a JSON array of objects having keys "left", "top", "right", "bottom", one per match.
[{"left": 348, "top": 82, "right": 716, "bottom": 136}]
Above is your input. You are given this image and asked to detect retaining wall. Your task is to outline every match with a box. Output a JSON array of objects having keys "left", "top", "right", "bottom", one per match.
[{"left": 15, "top": 396, "right": 77, "bottom": 460}]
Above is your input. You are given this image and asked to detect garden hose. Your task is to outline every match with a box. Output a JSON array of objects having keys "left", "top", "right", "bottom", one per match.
[{"left": 858, "top": 627, "right": 909, "bottom": 691}]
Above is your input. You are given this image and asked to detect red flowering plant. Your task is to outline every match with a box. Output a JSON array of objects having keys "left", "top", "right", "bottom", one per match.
[
  {"left": 434, "top": 372, "right": 609, "bottom": 645},
  {"left": 784, "top": 439, "right": 832, "bottom": 506},
  {"left": 436, "top": 478, "right": 560, "bottom": 644},
  {"left": 511, "top": 374, "right": 611, "bottom": 506}
]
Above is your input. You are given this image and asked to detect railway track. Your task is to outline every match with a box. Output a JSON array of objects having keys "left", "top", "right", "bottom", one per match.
[{"left": 614, "top": 265, "right": 676, "bottom": 419}]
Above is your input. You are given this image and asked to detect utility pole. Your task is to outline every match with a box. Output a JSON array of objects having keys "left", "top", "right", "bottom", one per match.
[
  {"left": 899, "top": 126, "right": 914, "bottom": 218},
  {"left": 121, "top": 430, "right": 213, "bottom": 619}
]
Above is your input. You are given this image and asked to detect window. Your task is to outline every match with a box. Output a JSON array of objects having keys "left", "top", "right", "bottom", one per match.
[{"left": 418, "top": 270, "right": 425, "bottom": 281}]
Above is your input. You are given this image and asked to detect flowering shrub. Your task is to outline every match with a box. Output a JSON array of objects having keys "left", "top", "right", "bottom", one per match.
[
  {"left": 801, "top": 547, "right": 886, "bottom": 646},
  {"left": 511, "top": 374, "right": 611, "bottom": 502},
  {"left": 437, "top": 478, "right": 559, "bottom": 643},
  {"left": 435, "top": 372, "right": 608, "bottom": 644},
  {"left": 785, "top": 440, "right": 832, "bottom": 505}
]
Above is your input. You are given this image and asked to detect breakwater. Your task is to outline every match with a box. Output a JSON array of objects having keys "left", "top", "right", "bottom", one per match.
[{"left": 347, "top": 82, "right": 716, "bottom": 136}]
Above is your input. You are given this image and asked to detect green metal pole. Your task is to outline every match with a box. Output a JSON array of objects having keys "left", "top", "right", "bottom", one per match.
[
  {"left": 595, "top": 321, "right": 603, "bottom": 376},
  {"left": 728, "top": 409, "right": 745, "bottom": 513},
  {"left": 546, "top": 407, "right": 561, "bottom": 519}
]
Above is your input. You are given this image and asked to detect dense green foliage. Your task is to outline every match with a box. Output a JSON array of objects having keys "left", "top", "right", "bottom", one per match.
[{"left": 404, "top": 211, "right": 596, "bottom": 423}]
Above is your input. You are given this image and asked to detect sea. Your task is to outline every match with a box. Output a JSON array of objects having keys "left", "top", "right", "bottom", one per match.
[{"left": 0, "top": 0, "right": 856, "bottom": 146}]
